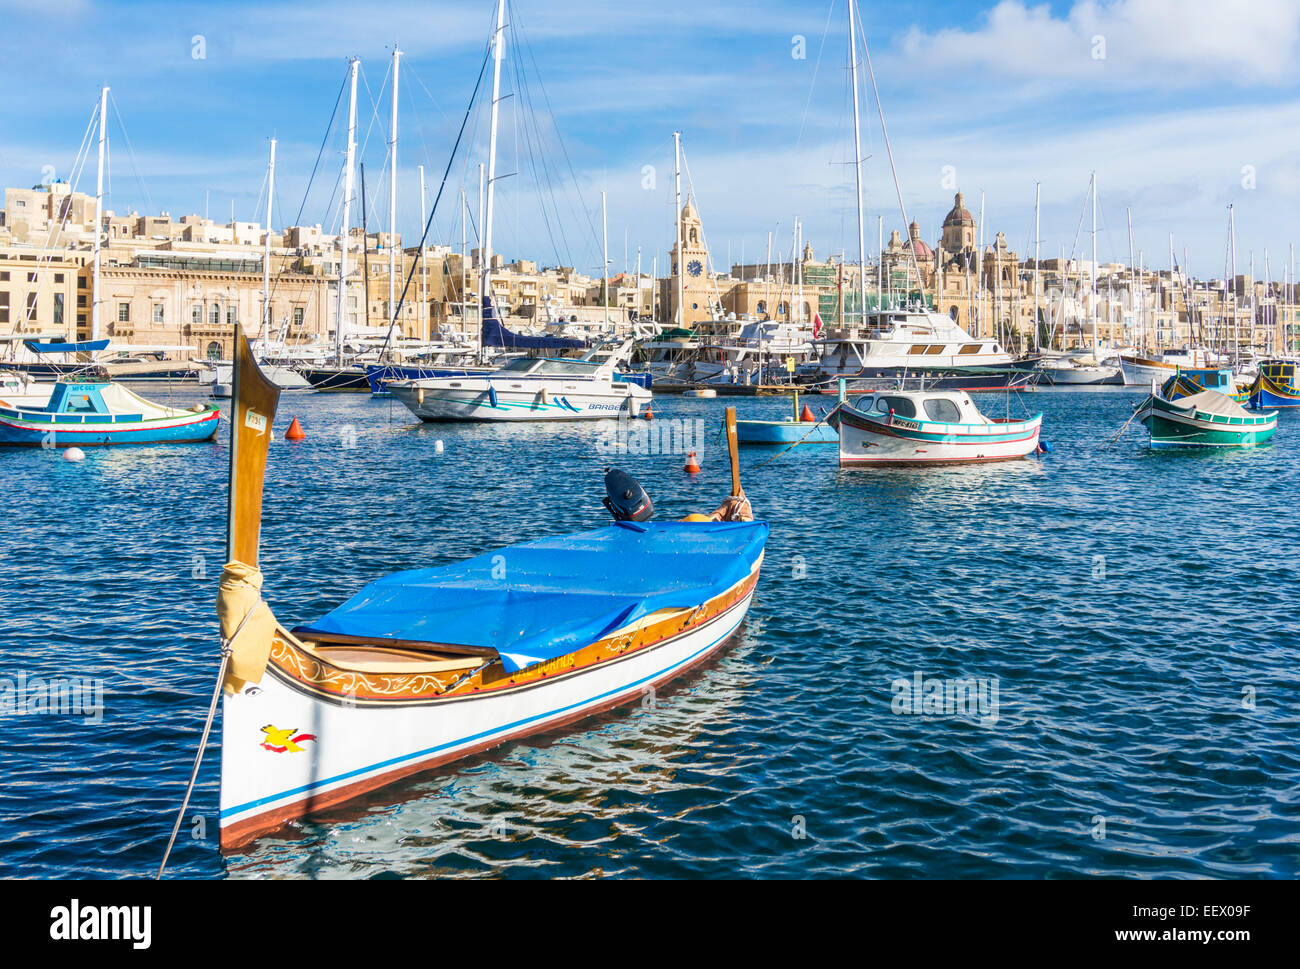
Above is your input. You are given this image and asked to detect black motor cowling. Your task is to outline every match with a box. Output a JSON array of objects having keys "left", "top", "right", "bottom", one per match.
[{"left": 602, "top": 468, "right": 653, "bottom": 522}]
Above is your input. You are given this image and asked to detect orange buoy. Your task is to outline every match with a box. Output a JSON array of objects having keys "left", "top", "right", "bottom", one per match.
[
  {"left": 800, "top": 404, "right": 816, "bottom": 422},
  {"left": 684, "top": 451, "right": 700, "bottom": 474},
  {"left": 285, "top": 416, "right": 306, "bottom": 441},
  {"left": 643, "top": 403, "right": 654, "bottom": 421}
]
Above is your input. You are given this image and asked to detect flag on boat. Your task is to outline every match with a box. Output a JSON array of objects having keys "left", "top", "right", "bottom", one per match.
[{"left": 812, "top": 312, "right": 823, "bottom": 339}]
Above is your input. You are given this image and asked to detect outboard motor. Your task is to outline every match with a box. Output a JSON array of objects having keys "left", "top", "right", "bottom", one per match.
[{"left": 602, "top": 468, "right": 654, "bottom": 522}]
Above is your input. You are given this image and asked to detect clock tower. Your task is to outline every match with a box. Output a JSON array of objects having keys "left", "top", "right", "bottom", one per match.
[{"left": 667, "top": 200, "right": 711, "bottom": 326}]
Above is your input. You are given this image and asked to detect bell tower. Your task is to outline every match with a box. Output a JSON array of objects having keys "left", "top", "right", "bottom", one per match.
[{"left": 669, "top": 200, "right": 711, "bottom": 326}]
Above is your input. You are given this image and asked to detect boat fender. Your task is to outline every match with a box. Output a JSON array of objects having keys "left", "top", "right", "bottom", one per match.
[
  {"left": 63, "top": 447, "right": 85, "bottom": 462},
  {"left": 1036, "top": 440, "right": 1053, "bottom": 454},
  {"left": 680, "top": 513, "right": 712, "bottom": 522},
  {"left": 488, "top": 385, "right": 499, "bottom": 408}
]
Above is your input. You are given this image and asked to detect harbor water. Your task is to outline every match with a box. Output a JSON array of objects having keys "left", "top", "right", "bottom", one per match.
[{"left": 1, "top": 386, "right": 1297, "bottom": 878}]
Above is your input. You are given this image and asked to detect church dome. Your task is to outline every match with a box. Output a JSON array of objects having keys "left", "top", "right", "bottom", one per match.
[
  {"left": 943, "top": 192, "right": 974, "bottom": 228},
  {"left": 905, "top": 219, "right": 933, "bottom": 259}
]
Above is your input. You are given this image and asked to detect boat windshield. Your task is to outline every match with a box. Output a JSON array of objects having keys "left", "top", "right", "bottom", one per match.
[
  {"left": 923, "top": 398, "right": 962, "bottom": 422},
  {"left": 873, "top": 395, "right": 917, "bottom": 418},
  {"left": 533, "top": 359, "right": 604, "bottom": 376}
]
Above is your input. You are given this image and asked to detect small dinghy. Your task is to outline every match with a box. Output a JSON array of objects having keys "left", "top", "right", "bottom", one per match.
[
  {"left": 0, "top": 379, "right": 219, "bottom": 447},
  {"left": 208, "top": 329, "right": 767, "bottom": 850},
  {"left": 829, "top": 389, "right": 1042, "bottom": 466},
  {"left": 1136, "top": 388, "right": 1277, "bottom": 449},
  {"left": 735, "top": 392, "right": 837, "bottom": 445}
]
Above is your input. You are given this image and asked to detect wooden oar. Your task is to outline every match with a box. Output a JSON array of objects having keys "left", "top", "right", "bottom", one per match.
[{"left": 725, "top": 405, "right": 741, "bottom": 496}]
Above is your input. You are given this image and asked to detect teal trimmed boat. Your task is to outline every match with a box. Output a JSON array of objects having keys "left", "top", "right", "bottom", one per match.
[{"left": 1136, "top": 390, "right": 1276, "bottom": 449}]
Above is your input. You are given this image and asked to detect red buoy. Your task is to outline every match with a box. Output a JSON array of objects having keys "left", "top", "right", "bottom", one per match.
[
  {"left": 643, "top": 404, "right": 654, "bottom": 421},
  {"left": 800, "top": 404, "right": 816, "bottom": 422},
  {"left": 285, "top": 416, "right": 306, "bottom": 441},
  {"left": 684, "top": 450, "right": 700, "bottom": 474}
]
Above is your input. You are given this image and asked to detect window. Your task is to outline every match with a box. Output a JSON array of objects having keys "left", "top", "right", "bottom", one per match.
[
  {"left": 292, "top": 307, "right": 304, "bottom": 327},
  {"left": 958, "top": 344, "right": 983, "bottom": 355},
  {"left": 77, "top": 294, "right": 86, "bottom": 307},
  {"left": 0, "top": 271, "right": 7, "bottom": 281},
  {"left": 0, "top": 291, "right": 8, "bottom": 324},
  {"left": 153, "top": 303, "right": 165, "bottom": 324},
  {"left": 26, "top": 293, "right": 38, "bottom": 320},
  {"left": 208, "top": 303, "right": 220, "bottom": 325},
  {"left": 205, "top": 341, "right": 221, "bottom": 360},
  {"left": 192, "top": 303, "right": 202, "bottom": 324},
  {"left": 226, "top": 306, "right": 237, "bottom": 326},
  {"left": 54, "top": 273, "right": 64, "bottom": 284},
  {"left": 53, "top": 293, "right": 64, "bottom": 326},
  {"left": 117, "top": 302, "right": 130, "bottom": 323},
  {"left": 923, "top": 398, "right": 962, "bottom": 422},
  {"left": 78, "top": 276, "right": 86, "bottom": 288},
  {"left": 28, "top": 272, "right": 37, "bottom": 283},
  {"left": 876, "top": 395, "right": 917, "bottom": 418}
]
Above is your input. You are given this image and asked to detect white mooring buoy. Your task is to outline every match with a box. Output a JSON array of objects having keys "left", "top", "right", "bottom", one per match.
[
  {"left": 434, "top": 440, "right": 444, "bottom": 454},
  {"left": 63, "top": 447, "right": 85, "bottom": 462}
]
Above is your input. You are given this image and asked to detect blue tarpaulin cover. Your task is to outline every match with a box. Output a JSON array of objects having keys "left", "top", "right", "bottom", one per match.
[
  {"left": 298, "top": 520, "right": 769, "bottom": 672},
  {"left": 23, "top": 339, "right": 109, "bottom": 354}
]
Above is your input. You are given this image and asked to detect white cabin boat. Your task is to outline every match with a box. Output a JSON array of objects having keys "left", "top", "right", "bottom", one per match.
[
  {"left": 830, "top": 389, "right": 1042, "bottom": 466},
  {"left": 390, "top": 355, "right": 651, "bottom": 422}
]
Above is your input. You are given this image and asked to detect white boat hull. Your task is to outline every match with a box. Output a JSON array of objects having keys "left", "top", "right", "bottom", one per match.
[
  {"left": 219, "top": 586, "right": 754, "bottom": 849},
  {"left": 391, "top": 381, "right": 649, "bottom": 422},
  {"left": 835, "top": 407, "right": 1042, "bottom": 466}
]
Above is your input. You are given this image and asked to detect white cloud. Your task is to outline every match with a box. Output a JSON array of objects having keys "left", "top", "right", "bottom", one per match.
[{"left": 898, "top": 0, "right": 1300, "bottom": 87}]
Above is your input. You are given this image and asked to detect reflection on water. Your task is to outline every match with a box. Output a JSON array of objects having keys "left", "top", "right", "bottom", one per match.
[{"left": 1, "top": 386, "right": 1298, "bottom": 879}]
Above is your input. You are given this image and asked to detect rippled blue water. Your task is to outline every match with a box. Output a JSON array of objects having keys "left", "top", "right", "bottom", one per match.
[{"left": 1, "top": 384, "right": 1297, "bottom": 879}]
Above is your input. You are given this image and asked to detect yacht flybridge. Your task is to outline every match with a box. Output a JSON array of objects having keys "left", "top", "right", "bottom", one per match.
[{"left": 798, "top": 305, "right": 1033, "bottom": 391}]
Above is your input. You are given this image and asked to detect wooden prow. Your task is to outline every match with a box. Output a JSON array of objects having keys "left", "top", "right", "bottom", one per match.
[
  {"left": 226, "top": 326, "right": 282, "bottom": 567},
  {"left": 725, "top": 405, "right": 741, "bottom": 497}
]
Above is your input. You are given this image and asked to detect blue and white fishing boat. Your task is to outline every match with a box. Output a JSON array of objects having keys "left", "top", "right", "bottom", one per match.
[
  {"left": 735, "top": 393, "right": 837, "bottom": 445},
  {"left": 207, "top": 326, "right": 765, "bottom": 849},
  {"left": 829, "top": 389, "right": 1042, "bottom": 466},
  {"left": 0, "top": 380, "right": 219, "bottom": 447}
]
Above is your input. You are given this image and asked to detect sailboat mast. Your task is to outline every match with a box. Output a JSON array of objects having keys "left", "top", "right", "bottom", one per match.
[
  {"left": 1126, "top": 206, "right": 1134, "bottom": 352},
  {"left": 419, "top": 165, "right": 428, "bottom": 340},
  {"left": 602, "top": 190, "right": 609, "bottom": 330},
  {"left": 673, "top": 130, "right": 684, "bottom": 328},
  {"left": 460, "top": 188, "right": 468, "bottom": 333},
  {"left": 848, "top": 0, "right": 868, "bottom": 327},
  {"left": 261, "top": 137, "right": 276, "bottom": 345},
  {"left": 336, "top": 57, "right": 359, "bottom": 364},
  {"left": 1032, "top": 181, "right": 1040, "bottom": 353},
  {"left": 91, "top": 85, "right": 108, "bottom": 344},
  {"left": 1229, "top": 203, "right": 1238, "bottom": 367},
  {"left": 388, "top": 45, "right": 401, "bottom": 335},
  {"left": 481, "top": 0, "right": 506, "bottom": 353},
  {"left": 1090, "top": 171, "right": 1098, "bottom": 351}
]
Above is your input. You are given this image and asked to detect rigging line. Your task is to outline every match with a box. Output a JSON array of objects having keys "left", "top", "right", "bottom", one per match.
[
  {"left": 356, "top": 59, "right": 392, "bottom": 164},
  {"left": 508, "top": 30, "right": 567, "bottom": 271},
  {"left": 108, "top": 91, "right": 155, "bottom": 218},
  {"left": 379, "top": 36, "right": 493, "bottom": 357},
  {"left": 793, "top": 0, "right": 837, "bottom": 155},
  {"left": 515, "top": 12, "right": 601, "bottom": 255},
  {"left": 289, "top": 67, "right": 348, "bottom": 229},
  {"left": 854, "top": 2, "right": 924, "bottom": 305},
  {"left": 1048, "top": 180, "right": 1090, "bottom": 345}
]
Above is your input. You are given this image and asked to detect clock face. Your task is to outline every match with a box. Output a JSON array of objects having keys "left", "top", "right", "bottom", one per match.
[{"left": 687, "top": 259, "right": 703, "bottom": 277}]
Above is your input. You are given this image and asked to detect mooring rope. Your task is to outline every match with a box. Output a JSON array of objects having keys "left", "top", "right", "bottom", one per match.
[{"left": 157, "top": 598, "right": 261, "bottom": 879}]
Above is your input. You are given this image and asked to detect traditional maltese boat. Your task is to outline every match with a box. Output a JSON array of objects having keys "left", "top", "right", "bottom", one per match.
[
  {"left": 0, "top": 379, "right": 218, "bottom": 446},
  {"left": 1249, "top": 359, "right": 1300, "bottom": 409},
  {"left": 829, "top": 390, "right": 1042, "bottom": 466},
  {"left": 1161, "top": 367, "right": 1249, "bottom": 404},
  {"left": 210, "top": 330, "right": 766, "bottom": 850},
  {"left": 1136, "top": 389, "right": 1277, "bottom": 448}
]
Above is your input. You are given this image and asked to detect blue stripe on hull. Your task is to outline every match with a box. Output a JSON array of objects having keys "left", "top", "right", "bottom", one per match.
[
  {"left": 735, "top": 420, "right": 837, "bottom": 444},
  {"left": 0, "top": 416, "right": 218, "bottom": 446},
  {"left": 1250, "top": 387, "right": 1300, "bottom": 409}
]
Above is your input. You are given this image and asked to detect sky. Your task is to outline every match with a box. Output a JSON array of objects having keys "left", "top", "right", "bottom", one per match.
[{"left": 2, "top": 0, "right": 1298, "bottom": 281}]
